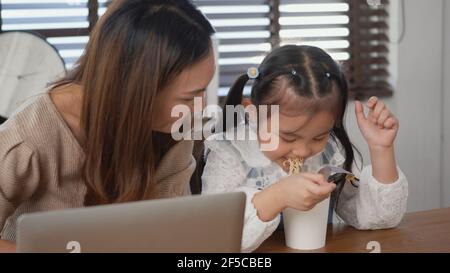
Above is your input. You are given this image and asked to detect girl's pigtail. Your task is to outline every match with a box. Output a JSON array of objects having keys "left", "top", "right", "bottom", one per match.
[
  {"left": 222, "top": 73, "right": 249, "bottom": 131},
  {"left": 331, "top": 71, "right": 363, "bottom": 211},
  {"left": 331, "top": 70, "right": 360, "bottom": 172}
]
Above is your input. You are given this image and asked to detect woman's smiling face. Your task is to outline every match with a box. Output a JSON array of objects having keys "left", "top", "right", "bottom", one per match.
[
  {"left": 152, "top": 49, "right": 216, "bottom": 134},
  {"left": 258, "top": 110, "right": 335, "bottom": 173}
]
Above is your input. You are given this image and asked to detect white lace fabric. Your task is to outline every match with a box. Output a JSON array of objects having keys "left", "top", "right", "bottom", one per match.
[{"left": 201, "top": 124, "right": 408, "bottom": 252}]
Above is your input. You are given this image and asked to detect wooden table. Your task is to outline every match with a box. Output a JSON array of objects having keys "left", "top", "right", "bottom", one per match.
[{"left": 255, "top": 207, "right": 450, "bottom": 253}]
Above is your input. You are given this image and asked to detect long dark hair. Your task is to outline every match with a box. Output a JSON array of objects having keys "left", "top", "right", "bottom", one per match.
[
  {"left": 52, "top": 0, "right": 214, "bottom": 205},
  {"left": 223, "top": 45, "right": 361, "bottom": 206}
]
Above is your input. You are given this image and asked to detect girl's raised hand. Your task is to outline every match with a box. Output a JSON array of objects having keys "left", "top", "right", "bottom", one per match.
[{"left": 355, "top": 96, "right": 399, "bottom": 149}]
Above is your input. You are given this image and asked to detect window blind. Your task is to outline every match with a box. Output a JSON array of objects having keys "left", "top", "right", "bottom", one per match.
[{"left": 0, "top": 0, "right": 392, "bottom": 98}]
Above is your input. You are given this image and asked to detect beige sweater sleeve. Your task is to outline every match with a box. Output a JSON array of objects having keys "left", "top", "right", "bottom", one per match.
[{"left": 0, "top": 133, "right": 40, "bottom": 234}]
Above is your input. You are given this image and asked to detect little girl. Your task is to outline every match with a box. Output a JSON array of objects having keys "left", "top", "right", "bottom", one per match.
[{"left": 201, "top": 45, "right": 408, "bottom": 253}]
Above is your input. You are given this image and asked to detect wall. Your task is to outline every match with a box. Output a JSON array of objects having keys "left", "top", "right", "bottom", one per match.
[
  {"left": 345, "top": 0, "right": 448, "bottom": 212},
  {"left": 443, "top": 0, "right": 450, "bottom": 208}
]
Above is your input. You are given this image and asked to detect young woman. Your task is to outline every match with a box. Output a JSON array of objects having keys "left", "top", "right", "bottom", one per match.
[{"left": 0, "top": 0, "right": 215, "bottom": 252}]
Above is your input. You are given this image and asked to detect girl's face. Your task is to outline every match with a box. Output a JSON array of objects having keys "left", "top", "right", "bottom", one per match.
[
  {"left": 152, "top": 49, "right": 216, "bottom": 133},
  {"left": 259, "top": 110, "right": 335, "bottom": 173}
]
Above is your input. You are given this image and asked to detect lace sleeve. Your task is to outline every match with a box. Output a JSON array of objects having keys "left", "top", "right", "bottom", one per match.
[
  {"left": 201, "top": 138, "right": 280, "bottom": 252},
  {"left": 335, "top": 163, "right": 409, "bottom": 230}
]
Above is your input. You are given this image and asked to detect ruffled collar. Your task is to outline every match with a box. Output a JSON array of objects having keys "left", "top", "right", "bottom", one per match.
[
  {"left": 226, "top": 124, "right": 346, "bottom": 171},
  {"left": 225, "top": 123, "right": 273, "bottom": 168}
]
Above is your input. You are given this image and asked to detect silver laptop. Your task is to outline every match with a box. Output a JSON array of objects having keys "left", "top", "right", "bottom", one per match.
[{"left": 16, "top": 192, "right": 245, "bottom": 253}]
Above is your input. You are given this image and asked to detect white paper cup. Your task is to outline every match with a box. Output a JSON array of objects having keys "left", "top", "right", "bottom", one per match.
[{"left": 282, "top": 197, "right": 330, "bottom": 250}]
